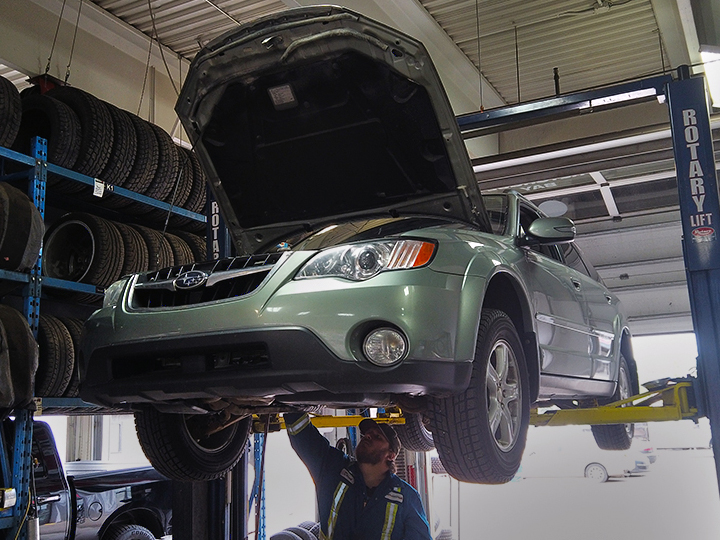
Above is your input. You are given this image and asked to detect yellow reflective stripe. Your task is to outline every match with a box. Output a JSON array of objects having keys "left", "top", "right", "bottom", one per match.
[
  {"left": 287, "top": 414, "right": 311, "bottom": 436},
  {"left": 326, "top": 481, "right": 349, "bottom": 540},
  {"left": 381, "top": 502, "right": 399, "bottom": 540}
]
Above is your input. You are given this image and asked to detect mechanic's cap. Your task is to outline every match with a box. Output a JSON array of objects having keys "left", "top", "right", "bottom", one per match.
[{"left": 359, "top": 418, "right": 401, "bottom": 455}]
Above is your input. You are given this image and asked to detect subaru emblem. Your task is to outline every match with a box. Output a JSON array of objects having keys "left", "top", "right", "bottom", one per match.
[{"left": 174, "top": 270, "right": 208, "bottom": 290}]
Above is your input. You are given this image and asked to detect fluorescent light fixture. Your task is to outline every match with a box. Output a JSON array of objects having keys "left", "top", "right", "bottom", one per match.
[
  {"left": 589, "top": 88, "right": 658, "bottom": 108},
  {"left": 701, "top": 49, "right": 720, "bottom": 108}
]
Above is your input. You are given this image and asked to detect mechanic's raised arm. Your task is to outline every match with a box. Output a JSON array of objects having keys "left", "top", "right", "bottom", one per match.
[{"left": 284, "top": 412, "right": 340, "bottom": 481}]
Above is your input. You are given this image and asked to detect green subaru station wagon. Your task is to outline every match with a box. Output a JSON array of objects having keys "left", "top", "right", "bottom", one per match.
[{"left": 80, "top": 6, "right": 637, "bottom": 484}]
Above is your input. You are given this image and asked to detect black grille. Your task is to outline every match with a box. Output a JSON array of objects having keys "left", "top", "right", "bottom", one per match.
[
  {"left": 131, "top": 253, "right": 285, "bottom": 308},
  {"left": 111, "top": 342, "right": 271, "bottom": 380}
]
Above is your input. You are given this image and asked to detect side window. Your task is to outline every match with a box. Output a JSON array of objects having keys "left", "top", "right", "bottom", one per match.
[
  {"left": 563, "top": 242, "right": 602, "bottom": 282},
  {"left": 561, "top": 243, "right": 591, "bottom": 277},
  {"left": 519, "top": 206, "right": 563, "bottom": 262}
]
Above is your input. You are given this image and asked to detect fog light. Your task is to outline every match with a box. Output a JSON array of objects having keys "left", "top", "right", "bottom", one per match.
[{"left": 363, "top": 328, "right": 407, "bottom": 366}]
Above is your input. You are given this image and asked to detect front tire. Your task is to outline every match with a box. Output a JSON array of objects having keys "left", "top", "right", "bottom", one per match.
[
  {"left": 591, "top": 354, "right": 636, "bottom": 450},
  {"left": 428, "top": 309, "right": 530, "bottom": 484},
  {"left": 135, "top": 406, "right": 251, "bottom": 481}
]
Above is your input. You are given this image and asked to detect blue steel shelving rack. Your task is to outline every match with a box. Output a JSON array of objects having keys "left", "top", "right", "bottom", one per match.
[{"left": 0, "top": 136, "right": 207, "bottom": 540}]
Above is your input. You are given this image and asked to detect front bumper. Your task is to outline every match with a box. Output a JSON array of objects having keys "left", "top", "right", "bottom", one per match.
[
  {"left": 80, "top": 325, "right": 472, "bottom": 407},
  {"left": 80, "top": 251, "right": 482, "bottom": 408}
]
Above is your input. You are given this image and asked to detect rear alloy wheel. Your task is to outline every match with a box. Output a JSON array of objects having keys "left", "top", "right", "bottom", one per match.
[
  {"left": 428, "top": 309, "right": 530, "bottom": 483},
  {"left": 135, "top": 405, "right": 251, "bottom": 481},
  {"left": 395, "top": 412, "right": 434, "bottom": 452},
  {"left": 591, "top": 354, "right": 636, "bottom": 450},
  {"left": 584, "top": 462, "right": 609, "bottom": 483}
]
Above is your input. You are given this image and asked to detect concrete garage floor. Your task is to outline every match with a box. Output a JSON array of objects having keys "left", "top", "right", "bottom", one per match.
[
  {"left": 263, "top": 429, "right": 719, "bottom": 539},
  {"left": 455, "top": 449, "right": 719, "bottom": 540}
]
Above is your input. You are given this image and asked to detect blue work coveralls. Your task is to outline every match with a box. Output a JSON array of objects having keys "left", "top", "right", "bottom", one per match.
[{"left": 285, "top": 413, "right": 433, "bottom": 540}]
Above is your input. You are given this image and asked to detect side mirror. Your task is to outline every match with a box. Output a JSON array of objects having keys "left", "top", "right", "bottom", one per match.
[{"left": 522, "top": 217, "right": 576, "bottom": 245}]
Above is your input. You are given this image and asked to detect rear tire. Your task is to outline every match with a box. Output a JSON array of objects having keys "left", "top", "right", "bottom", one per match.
[
  {"left": 103, "top": 524, "right": 156, "bottom": 540},
  {"left": 135, "top": 406, "right": 251, "bottom": 481},
  {"left": 428, "top": 309, "right": 530, "bottom": 484},
  {"left": 395, "top": 413, "right": 434, "bottom": 452},
  {"left": 591, "top": 354, "right": 636, "bottom": 450}
]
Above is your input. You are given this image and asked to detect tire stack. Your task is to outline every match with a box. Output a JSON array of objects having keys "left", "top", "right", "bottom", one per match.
[
  {"left": 10, "top": 86, "right": 207, "bottom": 229},
  {"left": 1, "top": 80, "right": 210, "bottom": 400},
  {"left": 42, "top": 212, "right": 207, "bottom": 303}
]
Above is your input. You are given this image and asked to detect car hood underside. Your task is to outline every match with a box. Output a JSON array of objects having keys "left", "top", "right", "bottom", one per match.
[{"left": 176, "top": 6, "right": 490, "bottom": 253}]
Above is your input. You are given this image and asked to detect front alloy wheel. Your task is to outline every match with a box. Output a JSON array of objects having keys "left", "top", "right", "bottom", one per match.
[
  {"left": 428, "top": 309, "right": 530, "bottom": 484},
  {"left": 486, "top": 339, "right": 522, "bottom": 452}
]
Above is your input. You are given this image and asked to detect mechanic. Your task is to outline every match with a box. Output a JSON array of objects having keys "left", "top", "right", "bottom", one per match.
[{"left": 284, "top": 412, "right": 433, "bottom": 540}]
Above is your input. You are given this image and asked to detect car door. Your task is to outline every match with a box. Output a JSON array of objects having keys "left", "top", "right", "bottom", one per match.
[
  {"left": 33, "top": 423, "right": 71, "bottom": 540},
  {"left": 517, "top": 204, "right": 594, "bottom": 379},
  {"left": 560, "top": 242, "right": 618, "bottom": 382}
]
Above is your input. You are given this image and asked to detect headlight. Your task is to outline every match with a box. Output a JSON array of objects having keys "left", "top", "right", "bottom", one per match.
[
  {"left": 296, "top": 240, "right": 435, "bottom": 281},
  {"left": 103, "top": 278, "right": 129, "bottom": 308}
]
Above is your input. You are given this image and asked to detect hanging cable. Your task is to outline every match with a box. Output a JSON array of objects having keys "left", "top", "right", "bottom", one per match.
[
  {"left": 147, "top": 0, "right": 180, "bottom": 96},
  {"left": 137, "top": 34, "right": 153, "bottom": 116},
  {"left": 475, "top": 0, "right": 483, "bottom": 111},
  {"left": 202, "top": 0, "right": 243, "bottom": 26},
  {"left": 45, "top": 0, "right": 68, "bottom": 75},
  {"left": 64, "top": 0, "right": 84, "bottom": 83},
  {"left": 514, "top": 26, "right": 520, "bottom": 103},
  {"left": 658, "top": 31, "right": 666, "bottom": 74}
]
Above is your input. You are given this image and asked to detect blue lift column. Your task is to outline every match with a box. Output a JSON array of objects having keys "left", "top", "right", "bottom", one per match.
[{"left": 666, "top": 66, "right": 720, "bottom": 492}]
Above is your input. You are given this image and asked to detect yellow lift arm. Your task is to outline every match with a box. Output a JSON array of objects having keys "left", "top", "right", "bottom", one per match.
[
  {"left": 531, "top": 380, "right": 698, "bottom": 427},
  {"left": 252, "top": 379, "right": 699, "bottom": 433}
]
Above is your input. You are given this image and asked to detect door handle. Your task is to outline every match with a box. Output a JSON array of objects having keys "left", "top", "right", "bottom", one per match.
[
  {"left": 605, "top": 294, "right": 613, "bottom": 304},
  {"left": 571, "top": 278, "right": 582, "bottom": 291}
]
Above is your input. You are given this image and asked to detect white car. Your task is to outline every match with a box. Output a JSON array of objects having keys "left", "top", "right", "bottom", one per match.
[{"left": 518, "top": 426, "right": 652, "bottom": 482}]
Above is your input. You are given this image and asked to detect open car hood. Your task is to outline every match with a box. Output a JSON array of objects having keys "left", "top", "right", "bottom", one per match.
[{"left": 176, "top": 6, "right": 491, "bottom": 253}]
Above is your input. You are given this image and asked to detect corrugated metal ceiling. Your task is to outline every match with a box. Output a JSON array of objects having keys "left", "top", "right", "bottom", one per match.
[
  {"left": 93, "top": 0, "right": 288, "bottom": 58},
  {"left": 420, "top": 0, "right": 670, "bottom": 104},
  {"left": 93, "top": 0, "right": 672, "bottom": 105}
]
